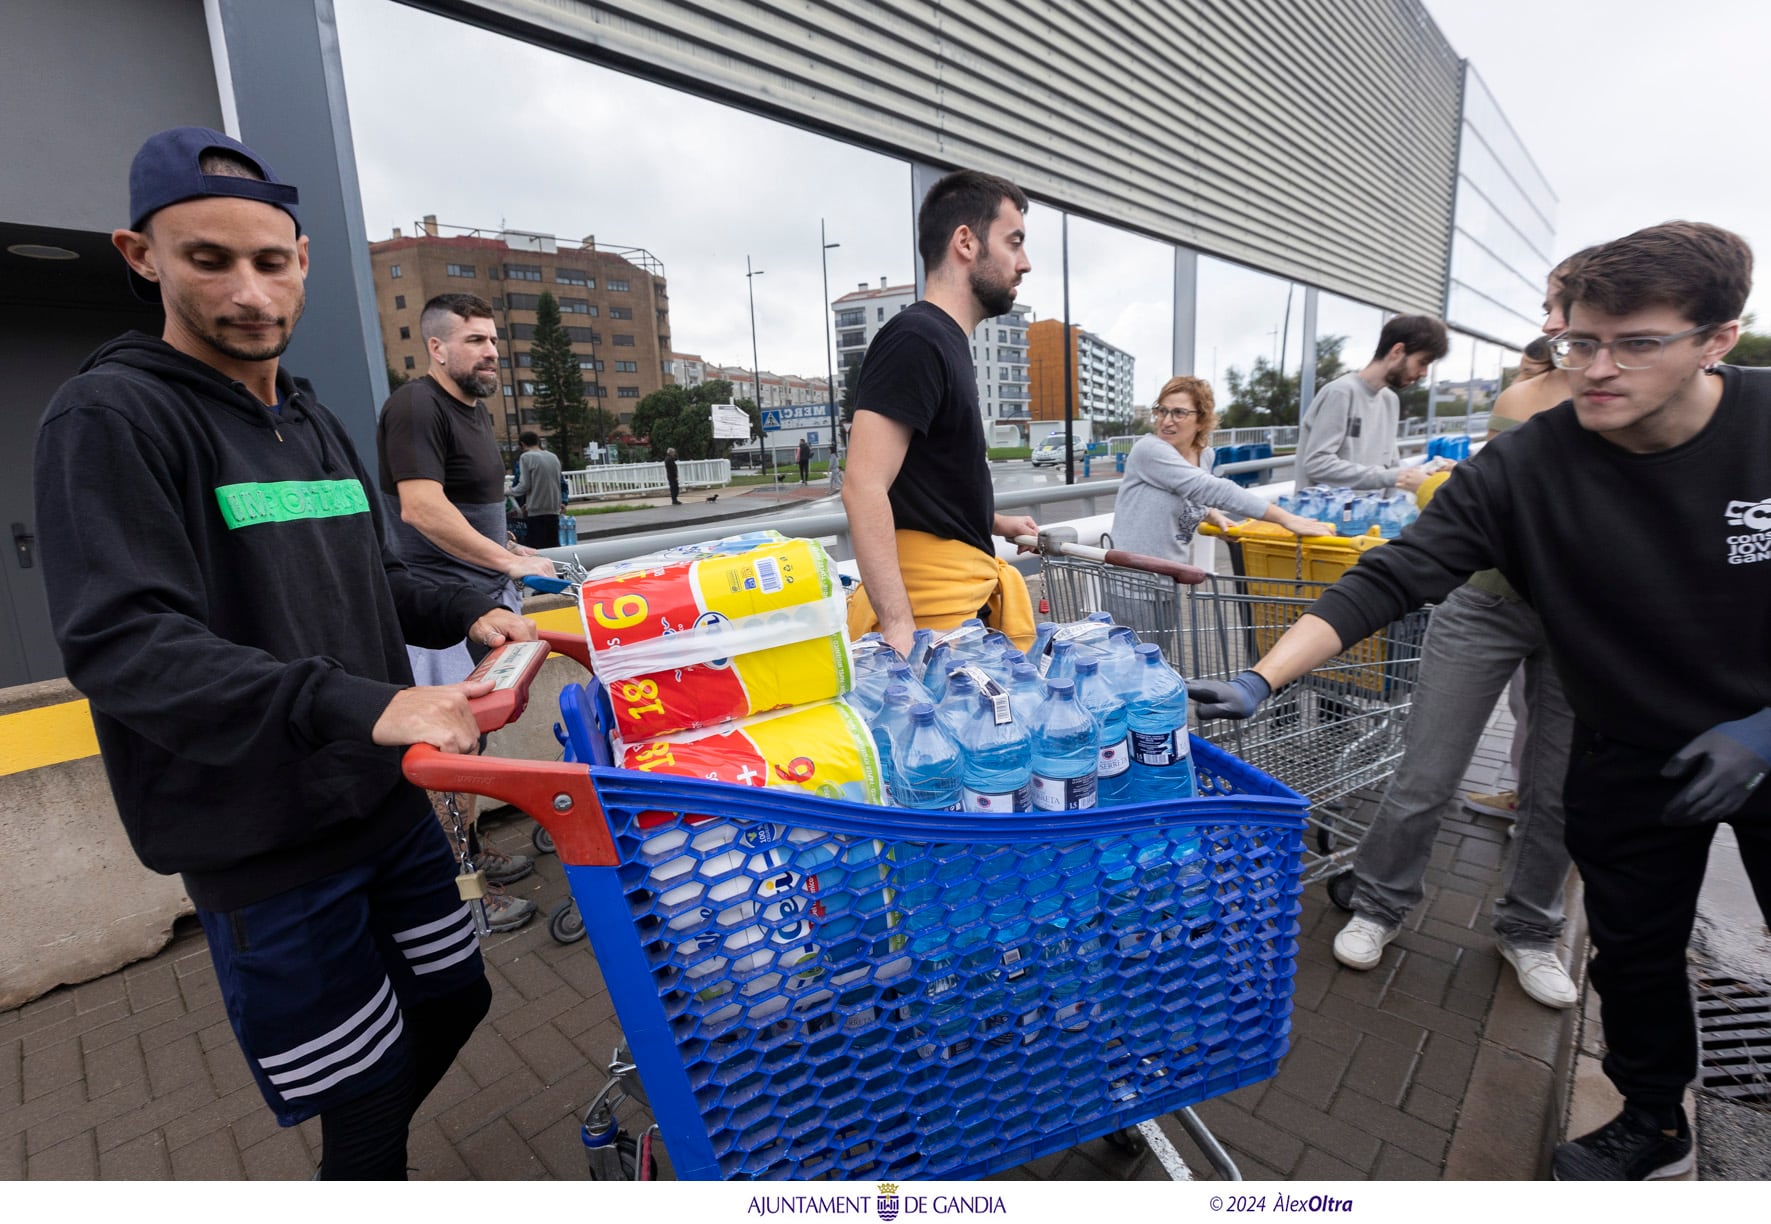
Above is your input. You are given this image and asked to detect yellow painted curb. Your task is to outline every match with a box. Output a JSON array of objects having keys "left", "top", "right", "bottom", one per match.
[
  {"left": 1, "top": 609, "right": 583, "bottom": 777},
  {"left": 0, "top": 699, "right": 100, "bottom": 776}
]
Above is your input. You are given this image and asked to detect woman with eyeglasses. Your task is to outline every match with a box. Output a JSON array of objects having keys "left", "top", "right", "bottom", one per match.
[{"left": 1110, "top": 375, "right": 1332, "bottom": 565}]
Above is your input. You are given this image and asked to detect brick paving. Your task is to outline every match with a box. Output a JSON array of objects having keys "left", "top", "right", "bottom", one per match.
[{"left": 2, "top": 696, "right": 1570, "bottom": 1181}]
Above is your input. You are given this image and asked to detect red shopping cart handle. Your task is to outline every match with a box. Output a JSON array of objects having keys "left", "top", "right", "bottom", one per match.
[
  {"left": 537, "top": 628, "right": 592, "bottom": 673},
  {"left": 459, "top": 631, "right": 593, "bottom": 734},
  {"left": 403, "top": 746, "right": 617, "bottom": 867},
  {"left": 1100, "top": 549, "right": 1208, "bottom": 585},
  {"left": 1016, "top": 533, "right": 1207, "bottom": 586}
]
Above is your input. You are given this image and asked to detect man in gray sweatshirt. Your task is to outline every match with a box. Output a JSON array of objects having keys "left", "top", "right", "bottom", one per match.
[
  {"left": 1295, "top": 315, "right": 1449, "bottom": 492},
  {"left": 510, "top": 430, "right": 565, "bottom": 549}
]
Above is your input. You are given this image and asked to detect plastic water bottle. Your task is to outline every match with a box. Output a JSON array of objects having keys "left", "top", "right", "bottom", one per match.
[
  {"left": 1031, "top": 622, "right": 1056, "bottom": 661},
  {"left": 1097, "top": 626, "right": 1144, "bottom": 699},
  {"left": 869, "top": 683, "right": 918, "bottom": 801},
  {"left": 956, "top": 685, "right": 1032, "bottom": 813},
  {"left": 1028, "top": 679, "right": 1098, "bottom": 811},
  {"left": 1074, "top": 658, "right": 1132, "bottom": 806},
  {"left": 891, "top": 704, "right": 962, "bottom": 811},
  {"left": 1124, "top": 644, "right": 1197, "bottom": 801},
  {"left": 560, "top": 514, "right": 578, "bottom": 546},
  {"left": 1044, "top": 639, "right": 1079, "bottom": 684},
  {"left": 937, "top": 669, "right": 981, "bottom": 736},
  {"left": 1006, "top": 661, "right": 1045, "bottom": 725},
  {"left": 850, "top": 660, "right": 930, "bottom": 722},
  {"left": 921, "top": 643, "right": 955, "bottom": 703},
  {"left": 905, "top": 628, "right": 934, "bottom": 676}
]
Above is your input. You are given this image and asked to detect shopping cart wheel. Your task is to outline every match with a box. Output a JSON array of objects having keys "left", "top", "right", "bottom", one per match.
[
  {"left": 548, "top": 898, "right": 586, "bottom": 944},
  {"left": 1103, "top": 1126, "right": 1146, "bottom": 1155},
  {"left": 1326, "top": 872, "right": 1358, "bottom": 912},
  {"left": 532, "top": 824, "right": 556, "bottom": 856}
]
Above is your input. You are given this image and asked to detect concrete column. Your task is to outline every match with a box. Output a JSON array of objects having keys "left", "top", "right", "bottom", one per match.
[
  {"left": 909, "top": 160, "right": 946, "bottom": 300},
  {"left": 1299, "top": 284, "right": 1320, "bottom": 415},
  {"left": 208, "top": 0, "right": 388, "bottom": 465},
  {"left": 1172, "top": 246, "right": 1198, "bottom": 377}
]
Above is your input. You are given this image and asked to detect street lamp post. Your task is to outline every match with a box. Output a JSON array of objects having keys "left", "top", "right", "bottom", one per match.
[
  {"left": 746, "top": 255, "right": 767, "bottom": 467},
  {"left": 820, "top": 220, "right": 840, "bottom": 457}
]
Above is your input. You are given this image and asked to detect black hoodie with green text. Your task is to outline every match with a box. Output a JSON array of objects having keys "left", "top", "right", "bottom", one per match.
[{"left": 33, "top": 333, "right": 498, "bottom": 910}]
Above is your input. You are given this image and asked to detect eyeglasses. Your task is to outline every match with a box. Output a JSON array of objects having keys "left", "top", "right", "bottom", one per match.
[
  {"left": 1549, "top": 323, "right": 1718, "bottom": 371},
  {"left": 1151, "top": 406, "right": 1201, "bottom": 420}
]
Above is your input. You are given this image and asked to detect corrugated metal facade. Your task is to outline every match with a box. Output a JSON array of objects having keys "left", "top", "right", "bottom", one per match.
[{"left": 415, "top": 0, "right": 1463, "bottom": 314}]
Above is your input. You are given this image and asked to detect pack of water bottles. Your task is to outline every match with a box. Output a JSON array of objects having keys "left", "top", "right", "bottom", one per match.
[
  {"left": 846, "top": 613, "right": 1199, "bottom": 814},
  {"left": 1277, "top": 485, "right": 1420, "bottom": 538}
]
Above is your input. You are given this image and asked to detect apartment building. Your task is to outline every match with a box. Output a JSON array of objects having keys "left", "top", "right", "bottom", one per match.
[
  {"left": 832, "top": 280, "right": 1031, "bottom": 425},
  {"left": 1026, "top": 319, "right": 1135, "bottom": 423},
  {"left": 369, "top": 216, "right": 672, "bottom": 455}
]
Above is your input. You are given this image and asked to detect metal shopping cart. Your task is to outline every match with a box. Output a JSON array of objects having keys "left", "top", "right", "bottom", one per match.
[
  {"left": 1033, "top": 526, "right": 1430, "bottom": 911},
  {"left": 407, "top": 631, "right": 1309, "bottom": 1181}
]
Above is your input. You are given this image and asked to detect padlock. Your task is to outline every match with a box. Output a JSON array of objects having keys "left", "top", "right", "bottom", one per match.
[{"left": 456, "top": 868, "right": 488, "bottom": 901}]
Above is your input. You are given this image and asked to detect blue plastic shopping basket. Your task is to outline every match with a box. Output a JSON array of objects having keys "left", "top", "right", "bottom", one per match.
[{"left": 409, "top": 638, "right": 1308, "bottom": 1182}]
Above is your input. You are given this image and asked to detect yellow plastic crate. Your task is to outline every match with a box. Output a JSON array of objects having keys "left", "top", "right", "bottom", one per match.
[{"left": 1204, "top": 522, "right": 1398, "bottom": 696}]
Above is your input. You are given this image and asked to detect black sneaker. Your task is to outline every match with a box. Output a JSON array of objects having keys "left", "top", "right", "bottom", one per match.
[{"left": 1552, "top": 1104, "right": 1693, "bottom": 1180}]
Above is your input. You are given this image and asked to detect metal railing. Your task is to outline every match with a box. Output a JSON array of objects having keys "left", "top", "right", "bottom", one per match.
[
  {"left": 560, "top": 458, "right": 729, "bottom": 500},
  {"left": 540, "top": 434, "right": 1436, "bottom": 569},
  {"left": 542, "top": 478, "right": 1130, "bottom": 570}
]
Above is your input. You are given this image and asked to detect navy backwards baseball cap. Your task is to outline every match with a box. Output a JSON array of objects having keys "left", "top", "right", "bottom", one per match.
[{"left": 125, "top": 126, "right": 301, "bottom": 300}]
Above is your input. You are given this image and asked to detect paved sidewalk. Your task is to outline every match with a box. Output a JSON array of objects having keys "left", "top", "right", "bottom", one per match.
[{"left": 3, "top": 698, "right": 1573, "bottom": 1181}]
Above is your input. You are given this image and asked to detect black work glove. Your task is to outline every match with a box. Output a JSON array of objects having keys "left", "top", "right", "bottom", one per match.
[
  {"left": 1187, "top": 670, "right": 1272, "bottom": 721},
  {"left": 1661, "top": 708, "right": 1771, "bottom": 826}
]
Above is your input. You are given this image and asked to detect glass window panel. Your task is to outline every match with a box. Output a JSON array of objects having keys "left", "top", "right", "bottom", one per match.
[
  {"left": 1462, "top": 70, "right": 1557, "bottom": 218},
  {"left": 1195, "top": 255, "right": 1309, "bottom": 428},
  {"left": 1313, "top": 292, "right": 1385, "bottom": 393},
  {"left": 337, "top": 0, "right": 911, "bottom": 456},
  {"left": 1456, "top": 123, "right": 1554, "bottom": 258},
  {"left": 1062, "top": 214, "right": 1174, "bottom": 441}
]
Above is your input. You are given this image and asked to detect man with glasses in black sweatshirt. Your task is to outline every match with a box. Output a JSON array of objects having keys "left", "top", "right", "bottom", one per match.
[{"left": 1190, "top": 221, "right": 1770, "bottom": 1180}]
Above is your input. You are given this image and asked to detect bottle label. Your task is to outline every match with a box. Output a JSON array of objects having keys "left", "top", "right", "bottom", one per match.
[
  {"left": 957, "top": 665, "right": 1014, "bottom": 726},
  {"left": 962, "top": 785, "right": 1024, "bottom": 813},
  {"left": 1030, "top": 771, "right": 1098, "bottom": 811},
  {"left": 1097, "top": 735, "right": 1131, "bottom": 778},
  {"left": 1131, "top": 728, "right": 1190, "bottom": 766}
]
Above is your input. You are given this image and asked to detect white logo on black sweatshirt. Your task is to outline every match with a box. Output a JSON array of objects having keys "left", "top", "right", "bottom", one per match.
[{"left": 1724, "top": 497, "right": 1771, "bottom": 564}]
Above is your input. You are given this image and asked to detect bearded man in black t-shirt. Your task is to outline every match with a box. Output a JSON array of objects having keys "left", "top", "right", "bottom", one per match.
[
  {"left": 377, "top": 292, "right": 555, "bottom": 930},
  {"left": 843, "top": 170, "right": 1041, "bottom": 657}
]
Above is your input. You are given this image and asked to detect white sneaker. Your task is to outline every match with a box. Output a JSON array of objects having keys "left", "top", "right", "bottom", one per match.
[
  {"left": 1333, "top": 915, "right": 1399, "bottom": 971},
  {"left": 1500, "top": 943, "right": 1578, "bottom": 1009}
]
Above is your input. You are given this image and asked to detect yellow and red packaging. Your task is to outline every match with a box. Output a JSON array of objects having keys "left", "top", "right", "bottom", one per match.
[
  {"left": 580, "top": 535, "right": 853, "bottom": 741},
  {"left": 616, "top": 699, "right": 886, "bottom": 806}
]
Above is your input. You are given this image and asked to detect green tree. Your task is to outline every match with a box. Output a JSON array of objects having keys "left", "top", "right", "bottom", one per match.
[
  {"left": 1219, "top": 335, "right": 1349, "bottom": 428},
  {"left": 386, "top": 364, "right": 410, "bottom": 390},
  {"left": 530, "top": 291, "right": 589, "bottom": 463},
  {"left": 632, "top": 379, "right": 759, "bottom": 461},
  {"left": 1725, "top": 312, "right": 1771, "bottom": 366}
]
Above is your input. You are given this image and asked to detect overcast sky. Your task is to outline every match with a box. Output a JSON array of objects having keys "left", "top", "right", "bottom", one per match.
[{"left": 333, "top": 0, "right": 1767, "bottom": 402}]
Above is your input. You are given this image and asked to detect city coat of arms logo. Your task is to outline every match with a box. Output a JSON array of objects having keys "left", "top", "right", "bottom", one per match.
[{"left": 876, "top": 1183, "right": 900, "bottom": 1221}]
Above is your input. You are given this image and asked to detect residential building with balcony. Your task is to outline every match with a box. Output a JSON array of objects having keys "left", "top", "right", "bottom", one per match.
[{"left": 369, "top": 215, "right": 672, "bottom": 456}]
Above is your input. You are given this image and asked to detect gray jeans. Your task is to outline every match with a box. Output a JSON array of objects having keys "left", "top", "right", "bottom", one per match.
[{"left": 1350, "top": 583, "right": 1574, "bottom": 948}]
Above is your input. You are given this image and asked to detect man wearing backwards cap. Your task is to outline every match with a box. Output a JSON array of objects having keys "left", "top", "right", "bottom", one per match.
[{"left": 31, "top": 127, "right": 535, "bottom": 1178}]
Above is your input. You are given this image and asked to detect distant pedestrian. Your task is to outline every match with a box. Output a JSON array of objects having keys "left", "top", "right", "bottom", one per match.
[
  {"left": 509, "top": 430, "right": 563, "bottom": 549},
  {"left": 797, "top": 437, "right": 812, "bottom": 483},
  {"left": 664, "top": 446, "right": 680, "bottom": 504}
]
